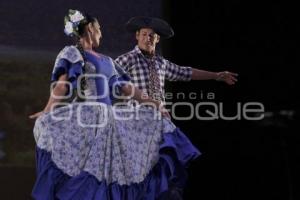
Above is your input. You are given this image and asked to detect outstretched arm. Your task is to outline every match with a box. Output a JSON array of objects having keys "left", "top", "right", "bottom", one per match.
[
  {"left": 164, "top": 59, "right": 238, "bottom": 85},
  {"left": 191, "top": 68, "right": 238, "bottom": 85},
  {"left": 29, "top": 74, "right": 68, "bottom": 119}
]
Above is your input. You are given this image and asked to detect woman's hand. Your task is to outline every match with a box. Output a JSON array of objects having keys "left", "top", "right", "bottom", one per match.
[
  {"left": 29, "top": 111, "right": 44, "bottom": 119},
  {"left": 29, "top": 75, "right": 68, "bottom": 120},
  {"left": 158, "top": 103, "right": 171, "bottom": 118}
]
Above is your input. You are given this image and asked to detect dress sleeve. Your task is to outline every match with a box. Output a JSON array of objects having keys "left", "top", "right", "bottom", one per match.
[
  {"left": 108, "top": 60, "right": 131, "bottom": 99},
  {"left": 50, "top": 46, "right": 84, "bottom": 90}
]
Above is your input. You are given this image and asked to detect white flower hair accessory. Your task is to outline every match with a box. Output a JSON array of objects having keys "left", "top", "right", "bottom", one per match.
[
  {"left": 64, "top": 21, "right": 74, "bottom": 36},
  {"left": 70, "top": 10, "right": 85, "bottom": 23},
  {"left": 64, "top": 9, "right": 87, "bottom": 37}
]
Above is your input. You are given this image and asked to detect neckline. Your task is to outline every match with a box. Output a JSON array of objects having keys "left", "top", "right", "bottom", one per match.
[{"left": 85, "top": 50, "right": 101, "bottom": 58}]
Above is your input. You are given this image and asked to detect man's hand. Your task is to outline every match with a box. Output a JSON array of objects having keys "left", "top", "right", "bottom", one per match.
[{"left": 216, "top": 71, "right": 238, "bottom": 85}]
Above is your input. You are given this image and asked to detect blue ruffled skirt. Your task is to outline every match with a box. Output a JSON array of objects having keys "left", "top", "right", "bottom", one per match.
[{"left": 32, "top": 104, "right": 200, "bottom": 200}]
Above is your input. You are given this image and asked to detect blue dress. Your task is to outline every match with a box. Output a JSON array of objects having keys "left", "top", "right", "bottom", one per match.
[{"left": 32, "top": 46, "right": 201, "bottom": 200}]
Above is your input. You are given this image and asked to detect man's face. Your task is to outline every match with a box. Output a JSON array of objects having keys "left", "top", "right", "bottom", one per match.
[{"left": 136, "top": 28, "right": 160, "bottom": 54}]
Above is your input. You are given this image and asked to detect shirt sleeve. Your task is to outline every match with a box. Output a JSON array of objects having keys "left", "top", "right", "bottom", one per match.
[
  {"left": 164, "top": 59, "right": 192, "bottom": 81},
  {"left": 114, "top": 53, "right": 134, "bottom": 72}
]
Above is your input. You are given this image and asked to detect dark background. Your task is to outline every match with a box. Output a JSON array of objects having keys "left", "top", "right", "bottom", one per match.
[
  {"left": 0, "top": 0, "right": 299, "bottom": 199},
  {"left": 166, "top": 1, "right": 299, "bottom": 200}
]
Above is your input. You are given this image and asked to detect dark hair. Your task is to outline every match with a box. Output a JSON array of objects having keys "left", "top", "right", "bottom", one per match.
[
  {"left": 76, "top": 13, "right": 98, "bottom": 37},
  {"left": 75, "top": 13, "right": 99, "bottom": 62},
  {"left": 75, "top": 13, "right": 98, "bottom": 100}
]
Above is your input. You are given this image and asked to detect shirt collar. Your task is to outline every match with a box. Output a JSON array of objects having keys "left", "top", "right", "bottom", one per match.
[{"left": 134, "top": 45, "right": 159, "bottom": 59}]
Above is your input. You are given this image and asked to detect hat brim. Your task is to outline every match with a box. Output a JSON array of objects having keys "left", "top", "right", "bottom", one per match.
[{"left": 125, "top": 16, "right": 174, "bottom": 39}]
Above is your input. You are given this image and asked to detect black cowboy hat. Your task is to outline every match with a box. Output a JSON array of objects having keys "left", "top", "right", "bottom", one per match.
[{"left": 125, "top": 16, "right": 174, "bottom": 38}]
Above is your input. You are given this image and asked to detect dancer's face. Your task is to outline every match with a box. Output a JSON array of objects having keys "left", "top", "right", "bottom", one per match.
[
  {"left": 136, "top": 28, "right": 160, "bottom": 54},
  {"left": 89, "top": 20, "right": 102, "bottom": 48}
]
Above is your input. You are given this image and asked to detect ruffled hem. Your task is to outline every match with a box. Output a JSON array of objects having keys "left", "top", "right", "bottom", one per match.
[{"left": 32, "top": 128, "right": 200, "bottom": 200}]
